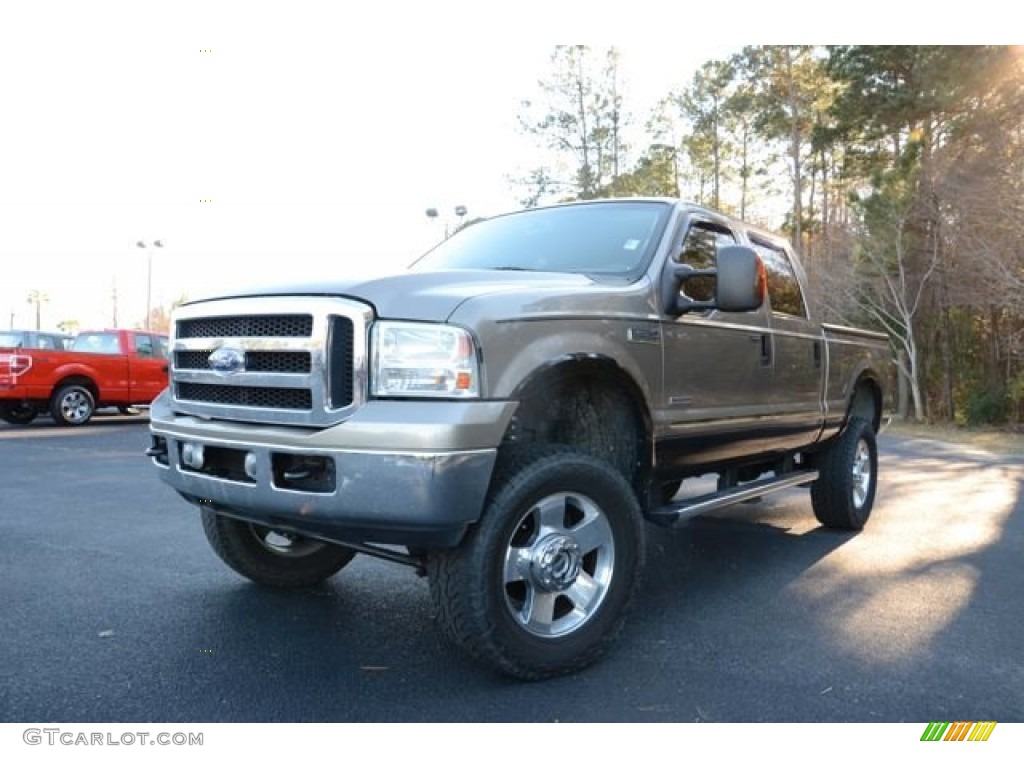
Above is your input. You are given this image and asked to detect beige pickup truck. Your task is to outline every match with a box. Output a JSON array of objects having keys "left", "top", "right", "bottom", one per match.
[{"left": 147, "top": 198, "right": 895, "bottom": 679}]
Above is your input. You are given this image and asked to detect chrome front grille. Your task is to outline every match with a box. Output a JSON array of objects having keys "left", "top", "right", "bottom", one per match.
[
  {"left": 176, "top": 382, "right": 314, "bottom": 410},
  {"left": 169, "top": 296, "right": 371, "bottom": 427},
  {"left": 174, "top": 349, "right": 312, "bottom": 373},
  {"left": 177, "top": 314, "right": 313, "bottom": 338}
]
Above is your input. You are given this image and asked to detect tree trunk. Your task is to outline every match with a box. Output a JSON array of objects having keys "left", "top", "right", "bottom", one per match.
[
  {"left": 897, "top": 350, "right": 910, "bottom": 420},
  {"left": 784, "top": 46, "right": 803, "bottom": 251}
]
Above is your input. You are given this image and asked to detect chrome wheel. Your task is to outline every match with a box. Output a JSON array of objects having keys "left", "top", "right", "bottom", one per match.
[
  {"left": 502, "top": 491, "right": 615, "bottom": 638},
  {"left": 427, "top": 448, "right": 644, "bottom": 679},
  {"left": 51, "top": 384, "right": 96, "bottom": 426},
  {"left": 61, "top": 391, "right": 90, "bottom": 422},
  {"left": 851, "top": 438, "right": 872, "bottom": 509}
]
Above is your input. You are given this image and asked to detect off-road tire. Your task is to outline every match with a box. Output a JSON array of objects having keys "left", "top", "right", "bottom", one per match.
[
  {"left": 0, "top": 403, "right": 38, "bottom": 425},
  {"left": 427, "top": 445, "right": 645, "bottom": 680},
  {"left": 201, "top": 509, "right": 357, "bottom": 588},
  {"left": 50, "top": 384, "right": 95, "bottom": 426},
  {"left": 811, "top": 418, "right": 878, "bottom": 530}
]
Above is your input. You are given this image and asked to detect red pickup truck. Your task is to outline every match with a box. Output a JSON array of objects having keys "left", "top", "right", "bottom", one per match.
[{"left": 0, "top": 329, "right": 169, "bottom": 426}]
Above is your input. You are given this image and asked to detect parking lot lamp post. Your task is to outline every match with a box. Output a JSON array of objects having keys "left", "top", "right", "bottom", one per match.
[
  {"left": 454, "top": 205, "right": 468, "bottom": 234},
  {"left": 27, "top": 290, "right": 48, "bottom": 331},
  {"left": 136, "top": 240, "right": 164, "bottom": 330},
  {"left": 425, "top": 205, "right": 469, "bottom": 241}
]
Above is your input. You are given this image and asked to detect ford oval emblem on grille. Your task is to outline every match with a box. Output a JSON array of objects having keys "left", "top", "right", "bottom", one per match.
[{"left": 208, "top": 347, "right": 245, "bottom": 375}]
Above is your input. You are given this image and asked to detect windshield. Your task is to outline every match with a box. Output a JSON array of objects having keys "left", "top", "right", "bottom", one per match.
[{"left": 412, "top": 201, "right": 672, "bottom": 278}]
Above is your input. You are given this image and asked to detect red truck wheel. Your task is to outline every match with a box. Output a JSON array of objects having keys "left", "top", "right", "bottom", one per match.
[
  {"left": 50, "top": 384, "right": 96, "bottom": 426},
  {"left": 0, "top": 403, "right": 38, "bottom": 425}
]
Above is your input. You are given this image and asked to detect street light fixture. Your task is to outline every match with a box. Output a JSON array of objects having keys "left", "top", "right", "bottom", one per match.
[
  {"left": 26, "top": 290, "right": 49, "bottom": 331},
  {"left": 136, "top": 240, "right": 164, "bottom": 330},
  {"left": 425, "top": 205, "right": 469, "bottom": 240}
]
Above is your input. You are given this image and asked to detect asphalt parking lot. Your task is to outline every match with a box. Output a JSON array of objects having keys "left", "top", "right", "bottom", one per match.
[{"left": 1, "top": 416, "right": 1021, "bottom": 722}]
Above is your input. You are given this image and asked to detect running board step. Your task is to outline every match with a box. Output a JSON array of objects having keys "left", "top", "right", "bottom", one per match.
[{"left": 647, "top": 470, "right": 819, "bottom": 528}]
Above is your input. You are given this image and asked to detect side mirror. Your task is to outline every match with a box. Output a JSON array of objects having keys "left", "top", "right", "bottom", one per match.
[
  {"left": 661, "top": 244, "right": 766, "bottom": 315},
  {"left": 715, "top": 245, "right": 766, "bottom": 312}
]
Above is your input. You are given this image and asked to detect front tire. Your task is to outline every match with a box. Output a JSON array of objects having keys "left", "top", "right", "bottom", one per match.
[
  {"left": 50, "top": 384, "right": 95, "bottom": 426},
  {"left": 201, "top": 509, "right": 357, "bottom": 588},
  {"left": 811, "top": 418, "right": 878, "bottom": 530},
  {"left": 0, "top": 403, "right": 38, "bottom": 425},
  {"left": 427, "top": 447, "right": 644, "bottom": 680}
]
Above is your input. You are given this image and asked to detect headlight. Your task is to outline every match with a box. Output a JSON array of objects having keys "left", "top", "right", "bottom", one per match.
[{"left": 371, "top": 321, "right": 480, "bottom": 398}]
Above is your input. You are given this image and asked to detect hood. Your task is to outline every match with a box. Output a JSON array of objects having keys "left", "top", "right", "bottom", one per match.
[{"left": 185, "top": 269, "right": 600, "bottom": 322}]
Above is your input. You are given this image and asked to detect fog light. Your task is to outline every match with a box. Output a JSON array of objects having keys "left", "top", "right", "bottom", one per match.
[
  {"left": 244, "top": 452, "right": 258, "bottom": 480},
  {"left": 182, "top": 442, "right": 205, "bottom": 469}
]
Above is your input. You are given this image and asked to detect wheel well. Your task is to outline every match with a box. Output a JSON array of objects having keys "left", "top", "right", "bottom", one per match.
[
  {"left": 849, "top": 376, "right": 882, "bottom": 433},
  {"left": 502, "top": 358, "right": 652, "bottom": 493},
  {"left": 53, "top": 375, "right": 98, "bottom": 401}
]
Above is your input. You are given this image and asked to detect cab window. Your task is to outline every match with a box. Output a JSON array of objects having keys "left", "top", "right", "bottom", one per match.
[
  {"left": 134, "top": 334, "right": 155, "bottom": 357},
  {"left": 73, "top": 333, "right": 120, "bottom": 354},
  {"left": 750, "top": 237, "right": 807, "bottom": 318}
]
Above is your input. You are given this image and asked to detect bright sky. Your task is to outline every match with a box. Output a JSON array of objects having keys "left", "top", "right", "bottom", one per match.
[
  {"left": 0, "top": 1, "right": 752, "bottom": 332},
  {"left": 1, "top": 2, "right": 961, "bottom": 332}
]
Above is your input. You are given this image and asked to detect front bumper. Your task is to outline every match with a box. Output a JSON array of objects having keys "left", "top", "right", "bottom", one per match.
[{"left": 148, "top": 390, "right": 517, "bottom": 548}]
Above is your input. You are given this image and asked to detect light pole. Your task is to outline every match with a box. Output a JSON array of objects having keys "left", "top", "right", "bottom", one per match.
[
  {"left": 136, "top": 240, "right": 163, "bottom": 330},
  {"left": 27, "top": 290, "right": 48, "bottom": 331},
  {"left": 425, "top": 205, "right": 468, "bottom": 240}
]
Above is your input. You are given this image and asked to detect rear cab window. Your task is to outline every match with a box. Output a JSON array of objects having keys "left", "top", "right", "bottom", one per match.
[
  {"left": 134, "top": 334, "right": 155, "bottom": 357},
  {"left": 749, "top": 236, "right": 808, "bottom": 319},
  {"left": 72, "top": 333, "right": 122, "bottom": 354}
]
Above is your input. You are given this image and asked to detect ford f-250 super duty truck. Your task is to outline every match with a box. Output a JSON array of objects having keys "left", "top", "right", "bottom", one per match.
[
  {"left": 147, "top": 198, "right": 895, "bottom": 679},
  {"left": 1, "top": 328, "right": 169, "bottom": 426}
]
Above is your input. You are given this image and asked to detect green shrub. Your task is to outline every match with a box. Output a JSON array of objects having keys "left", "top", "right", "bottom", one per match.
[{"left": 964, "top": 387, "right": 1009, "bottom": 426}]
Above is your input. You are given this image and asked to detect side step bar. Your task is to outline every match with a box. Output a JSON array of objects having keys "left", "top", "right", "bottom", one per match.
[{"left": 647, "top": 470, "right": 819, "bottom": 528}]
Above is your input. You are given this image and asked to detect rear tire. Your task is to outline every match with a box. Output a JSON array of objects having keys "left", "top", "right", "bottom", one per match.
[
  {"left": 811, "top": 418, "right": 878, "bottom": 530},
  {"left": 427, "top": 446, "right": 644, "bottom": 680},
  {"left": 201, "top": 509, "right": 357, "bottom": 588},
  {"left": 0, "top": 403, "right": 37, "bottom": 425},
  {"left": 50, "top": 384, "right": 95, "bottom": 426}
]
